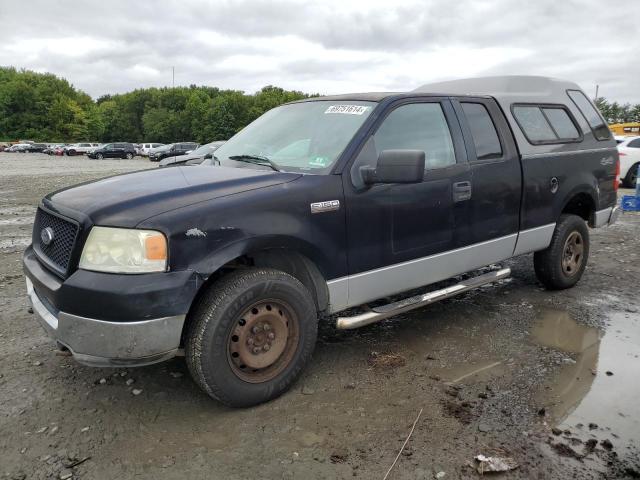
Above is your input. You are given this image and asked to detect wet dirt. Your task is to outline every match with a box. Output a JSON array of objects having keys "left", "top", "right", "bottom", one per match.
[{"left": 1, "top": 153, "right": 639, "bottom": 479}]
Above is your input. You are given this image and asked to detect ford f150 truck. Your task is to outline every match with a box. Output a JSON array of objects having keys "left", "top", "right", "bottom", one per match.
[{"left": 23, "top": 76, "right": 620, "bottom": 407}]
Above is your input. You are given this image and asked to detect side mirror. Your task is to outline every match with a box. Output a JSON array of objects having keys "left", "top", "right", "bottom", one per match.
[
  {"left": 362, "top": 150, "right": 425, "bottom": 185},
  {"left": 203, "top": 153, "right": 213, "bottom": 159}
]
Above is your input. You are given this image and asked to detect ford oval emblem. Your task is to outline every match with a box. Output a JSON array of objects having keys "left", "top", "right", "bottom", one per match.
[{"left": 41, "top": 227, "right": 55, "bottom": 246}]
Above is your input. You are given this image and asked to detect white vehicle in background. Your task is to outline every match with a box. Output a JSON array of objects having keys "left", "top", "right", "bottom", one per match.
[
  {"left": 139, "top": 143, "right": 165, "bottom": 156},
  {"left": 7, "top": 143, "right": 32, "bottom": 152},
  {"left": 64, "top": 143, "right": 101, "bottom": 156},
  {"left": 617, "top": 136, "right": 640, "bottom": 188}
]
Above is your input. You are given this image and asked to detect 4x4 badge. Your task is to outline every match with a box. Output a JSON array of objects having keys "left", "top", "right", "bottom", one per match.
[{"left": 310, "top": 200, "right": 340, "bottom": 214}]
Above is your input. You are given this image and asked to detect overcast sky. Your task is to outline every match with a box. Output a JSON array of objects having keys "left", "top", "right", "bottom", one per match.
[{"left": 0, "top": 0, "right": 638, "bottom": 102}]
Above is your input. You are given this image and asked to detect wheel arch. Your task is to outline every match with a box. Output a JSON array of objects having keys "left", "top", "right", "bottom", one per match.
[
  {"left": 558, "top": 188, "right": 597, "bottom": 226},
  {"left": 181, "top": 237, "right": 332, "bottom": 344}
]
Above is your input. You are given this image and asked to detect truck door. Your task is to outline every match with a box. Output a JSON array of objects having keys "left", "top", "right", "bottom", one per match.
[
  {"left": 451, "top": 98, "right": 521, "bottom": 246},
  {"left": 340, "top": 98, "right": 472, "bottom": 307}
]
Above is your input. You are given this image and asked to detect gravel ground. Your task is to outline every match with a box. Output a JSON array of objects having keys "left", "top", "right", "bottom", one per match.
[{"left": 1, "top": 153, "right": 639, "bottom": 480}]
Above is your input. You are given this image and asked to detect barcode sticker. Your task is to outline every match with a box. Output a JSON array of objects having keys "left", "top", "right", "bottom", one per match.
[{"left": 324, "top": 105, "right": 370, "bottom": 115}]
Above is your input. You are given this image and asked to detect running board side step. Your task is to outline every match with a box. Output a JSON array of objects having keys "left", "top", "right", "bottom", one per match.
[{"left": 336, "top": 268, "right": 511, "bottom": 330}]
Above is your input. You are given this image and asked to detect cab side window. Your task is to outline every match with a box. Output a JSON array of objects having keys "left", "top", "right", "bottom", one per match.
[
  {"left": 628, "top": 138, "right": 640, "bottom": 148},
  {"left": 373, "top": 103, "right": 456, "bottom": 170},
  {"left": 461, "top": 102, "right": 502, "bottom": 159}
]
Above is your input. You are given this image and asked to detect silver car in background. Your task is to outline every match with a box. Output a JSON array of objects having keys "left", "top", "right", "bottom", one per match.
[{"left": 158, "top": 141, "right": 225, "bottom": 168}]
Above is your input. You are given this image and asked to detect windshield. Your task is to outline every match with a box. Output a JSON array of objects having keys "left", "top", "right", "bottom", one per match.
[{"left": 214, "top": 101, "right": 376, "bottom": 173}]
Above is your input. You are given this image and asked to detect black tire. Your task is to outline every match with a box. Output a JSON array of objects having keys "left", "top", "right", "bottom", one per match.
[
  {"left": 185, "top": 268, "right": 318, "bottom": 407},
  {"left": 67, "top": 150, "right": 75, "bottom": 156},
  {"left": 534, "top": 214, "right": 589, "bottom": 290},
  {"left": 623, "top": 163, "right": 639, "bottom": 188},
  {"left": 96, "top": 153, "right": 103, "bottom": 160},
  {"left": 125, "top": 152, "right": 133, "bottom": 159}
]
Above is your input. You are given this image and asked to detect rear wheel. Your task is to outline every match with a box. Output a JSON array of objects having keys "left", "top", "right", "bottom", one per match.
[
  {"left": 125, "top": 152, "right": 133, "bottom": 159},
  {"left": 67, "top": 150, "right": 75, "bottom": 156},
  {"left": 623, "top": 163, "right": 639, "bottom": 188},
  {"left": 534, "top": 214, "right": 589, "bottom": 290},
  {"left": 185, "top": 268, "right": 318, "bottom": 407}
]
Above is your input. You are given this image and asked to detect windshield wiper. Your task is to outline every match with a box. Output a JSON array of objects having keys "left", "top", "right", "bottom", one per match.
[{"left": 228, "top": 154, "right": 280, "bottom": 172}]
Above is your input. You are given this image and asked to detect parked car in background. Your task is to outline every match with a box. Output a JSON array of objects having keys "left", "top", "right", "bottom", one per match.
[
  {"left": 139, "top": 143, "right": 165, "bottom": 156},
  {"left": 87, "top": 142, "right": 137, "bottom": 159},
  {"left": 7, "top": 143, "right": 32, "bottom": 152},
  {"left": 25, "top": 143, "right": 49, "bottom": 153},
  {"left": 64, "top": 143, "right": 100, "bottom": 156},
  {"left": 617, "top": 135, "right": 640, "bottom": 187},
  {"left": 159, "top": 141, "right": 225, "bottom": 168},
  {"left": 52, "top": 145, "right": 68, "bottom": 156},
  {"left": 0, "top": 143, "right": 9, "bottom": 152},
  {"left": 149, "top": 142, "right": 198, "bottom": 162}
]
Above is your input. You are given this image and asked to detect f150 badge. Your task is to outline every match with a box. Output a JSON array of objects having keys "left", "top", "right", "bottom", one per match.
[{"left": 310, "top": 200, "right": 340, "bottom": 214}]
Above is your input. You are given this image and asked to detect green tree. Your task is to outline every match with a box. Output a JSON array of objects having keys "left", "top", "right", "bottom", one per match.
[{"left": 0, "top": 66, "right": 313, "bottom": 143}]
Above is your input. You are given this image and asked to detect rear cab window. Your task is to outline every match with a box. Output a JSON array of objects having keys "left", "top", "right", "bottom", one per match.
[
  {"left": 460, "top": 102, "right": 502, "bottom": 159},
  {"left": 512, "top": 104, "right": 582, "bottom": 144},
  {"left": 567, "top": 90, "right": 611, "bottom": 141}
]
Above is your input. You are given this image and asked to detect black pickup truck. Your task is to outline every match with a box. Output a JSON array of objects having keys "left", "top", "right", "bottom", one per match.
[{"left": 23, "top": 76, "right": 619, "bottom": 407}]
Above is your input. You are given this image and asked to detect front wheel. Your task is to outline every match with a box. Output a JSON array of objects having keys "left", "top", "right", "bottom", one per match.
[
  {"left": 96, "top": 153, "right": 103, "bottom": 160},
  {"left": 185, "top": 268, "right": 318, "bottom": 407},
  {"left": 534, "top": 214, "right": 589, "bottom": 290}
]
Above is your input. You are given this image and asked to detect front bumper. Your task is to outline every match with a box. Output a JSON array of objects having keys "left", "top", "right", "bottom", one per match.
[
  {"left": 26, "top": 277, "right": 185, "bottom": 367},
  {"left": 23, "top": 246, "right": 201, "bottom": 367}
]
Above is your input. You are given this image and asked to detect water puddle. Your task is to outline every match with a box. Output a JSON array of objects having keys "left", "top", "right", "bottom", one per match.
[{"left": 533, "top": 309, "right": 640, "bottom": 453}]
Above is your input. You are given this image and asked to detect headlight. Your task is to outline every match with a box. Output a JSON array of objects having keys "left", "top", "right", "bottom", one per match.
[{"left": 79, "top": 227, "right": 167, "bottom": 274}]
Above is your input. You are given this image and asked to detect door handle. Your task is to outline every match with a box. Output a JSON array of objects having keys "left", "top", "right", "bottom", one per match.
[{"left": 453, "top": 181, "right": 472, "bottom": 202}]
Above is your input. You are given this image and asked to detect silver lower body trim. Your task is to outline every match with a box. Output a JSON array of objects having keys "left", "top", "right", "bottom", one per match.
[
  {"left": 328, "top": 233, "right": 517, "bottom": 313},
  {"left": 26, "top": 278, "right": 185, "bottom": 367},
  {"left": 327, "top": 223, "right": 563, "bottom": 314},
  {"left": 593, "top": 206, "right": 619, "bottom": 228},
  {"left": 512, "top": 223, "right": 556, "bottom": 256}
]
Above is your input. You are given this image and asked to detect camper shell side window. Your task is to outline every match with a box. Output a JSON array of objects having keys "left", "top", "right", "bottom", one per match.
[{"left": 511, "top": 103, "right": 583, "bottom": 145}]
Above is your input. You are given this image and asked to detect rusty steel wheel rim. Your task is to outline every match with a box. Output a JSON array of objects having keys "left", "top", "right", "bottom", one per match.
[
  {"left": 562, "top": 231, "right": 584, "bottom": 277},
  {"left": 227, "top": 300, "right": 299, "bottom": 383}
]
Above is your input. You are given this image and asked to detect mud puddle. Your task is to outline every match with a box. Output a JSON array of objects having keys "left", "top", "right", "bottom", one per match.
[{"left": 533, "top": 308, "right": 640, "bottom": 457}]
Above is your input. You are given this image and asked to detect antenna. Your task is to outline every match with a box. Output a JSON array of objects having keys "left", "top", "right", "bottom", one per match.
[
  {"left": 595, "top": 84, "right": 599, "bottom": 100},
  {"left": 172, "top": 66, "right": 175, "bottom": 88}
]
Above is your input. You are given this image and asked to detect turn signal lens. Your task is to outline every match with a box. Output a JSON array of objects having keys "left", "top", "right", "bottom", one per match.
[{"left": 145, "top": 234, "right": 167, "bottom": 261}]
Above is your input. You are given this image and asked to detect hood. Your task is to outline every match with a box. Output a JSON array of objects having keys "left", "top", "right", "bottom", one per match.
[{"left": 46, "top": 166, "right": 301, "bottom": 227}]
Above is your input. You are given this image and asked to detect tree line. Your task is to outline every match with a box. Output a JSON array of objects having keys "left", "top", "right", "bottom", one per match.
[
  {"left": 0, "top": 67, "right": 311, "bottom": 143},
  {"left": 2, "top": 66, "right": 639, "bottom": 143},
  {"left": 594, "top": 97, "right": 640, "bottom": 124}
]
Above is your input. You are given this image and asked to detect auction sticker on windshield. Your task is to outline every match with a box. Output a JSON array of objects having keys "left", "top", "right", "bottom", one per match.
[{"left": 324, "top": 105, "right": 370, "bottom": 115}]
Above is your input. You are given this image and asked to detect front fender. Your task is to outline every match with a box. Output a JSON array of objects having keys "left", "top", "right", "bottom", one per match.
[{"left": 191, "top": 234, "right": 333, "bottom": 280}]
